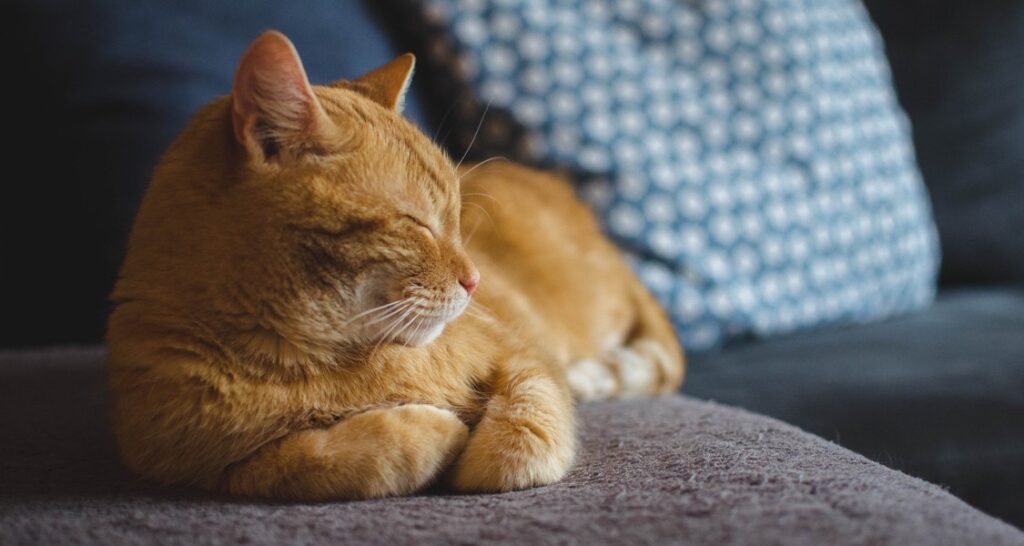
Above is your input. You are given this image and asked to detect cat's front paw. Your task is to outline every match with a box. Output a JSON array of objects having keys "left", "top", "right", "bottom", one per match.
[
  {"left": 368, "top": 404, "right": 471, "bottom": 494},
  {"left": 223, "top": 403, "right": 469, "bottom": 500},
  {"left": 448, "top": 396, "right": 575, "bottom": 493}
]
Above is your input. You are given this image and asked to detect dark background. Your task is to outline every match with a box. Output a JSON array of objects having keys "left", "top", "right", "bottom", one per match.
[{"left": 4, "top": 1, "right": 428, "bottom": 347}]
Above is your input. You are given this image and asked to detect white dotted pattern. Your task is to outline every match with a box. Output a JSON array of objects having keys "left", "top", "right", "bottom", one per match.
[{"left": 414, "top": 0, "right": 939, "bottom": 351}]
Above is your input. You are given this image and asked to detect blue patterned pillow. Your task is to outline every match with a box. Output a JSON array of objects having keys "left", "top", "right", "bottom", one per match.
[{"left": 399, "top": 0, "right": 940, "bottom": 351}]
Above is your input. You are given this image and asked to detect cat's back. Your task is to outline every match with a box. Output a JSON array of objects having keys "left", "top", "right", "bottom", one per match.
[
  {"left": 459, "top": 162, "right": 598, "bottom": 243},
  {"left": 459, "top": 162, "right": 637, "bottom": 364}
]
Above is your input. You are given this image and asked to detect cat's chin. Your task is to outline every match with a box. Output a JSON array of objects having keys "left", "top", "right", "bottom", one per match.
[{"left": 402, "top": 320, "right": 448, "bottom": 347}]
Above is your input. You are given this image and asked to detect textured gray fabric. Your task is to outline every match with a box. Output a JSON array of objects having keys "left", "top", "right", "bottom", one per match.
[
  {"left": 686, "top": 288, "right": 1024, "bottom": 525},
  {"left": 2, "top": 348, "right": 1021, "bottom": 545}
]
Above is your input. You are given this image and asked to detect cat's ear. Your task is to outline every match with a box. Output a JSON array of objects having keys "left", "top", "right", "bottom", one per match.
[
  {"left": 231, "top": 31, "right": 339, "bottom": 162},
  {"left": 351, "top": 54, "right": 417, "bottom": 112}
]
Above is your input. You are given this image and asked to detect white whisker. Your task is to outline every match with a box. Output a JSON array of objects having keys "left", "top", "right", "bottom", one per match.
[
  {"left": 364, "top": 299, "right": 416, "bottom": 326},
  {"left": 462, "top": 201, "right": 494, "bottom": 225},
  {"left": 432, "top": 91, "right": 465, "bottom": 143},
  {"left": 373, "top": 305, "right": 418, "bottom": 352},
  {"left": 406, "top": 314, "right": 427, "bottom": 345},
  {"left": 461, "top": 192, "right": 500, "bottom": 204},
  {"left": 341, "top": 298, "right": 411, "bottom": 327},
  {"left": 463, "top": 216, "right": 484, "bottom": 245},
  {"left": 391, "top": 313, "right": 419, "bottom": 346},
  {"left": 458, "top": 155, "right": 509, "bottom": 181},
  {"left": 455, "top": 101, "right": 492, "bottom": 172},
  {"left": 376, "top": 305, "right": 413, "bottom": 338}
]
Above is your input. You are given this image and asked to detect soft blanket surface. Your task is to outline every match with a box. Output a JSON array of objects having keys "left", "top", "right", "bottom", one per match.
[{"left": 2, "top": 348, "right": 1021, "bottom": 545}]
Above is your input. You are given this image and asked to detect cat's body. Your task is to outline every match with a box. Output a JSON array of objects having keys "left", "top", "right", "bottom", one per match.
[{"left": 107, "top": 32, "right": 683, "bottom": 500}]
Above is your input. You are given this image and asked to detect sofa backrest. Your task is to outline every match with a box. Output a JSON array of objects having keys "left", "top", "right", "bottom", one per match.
[{"left": 865, "top": 0, "right": 1024, "bottom": 285}]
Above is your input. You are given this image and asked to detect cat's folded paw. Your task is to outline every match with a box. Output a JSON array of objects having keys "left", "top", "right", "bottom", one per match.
[
  {"left": 448, "top": 397, "right": 575, "bottom": 493},
  {"left": 226, "top": 403, "right": 469, "bottom": 500},
  {"left": 374, "top": 404, "right": 470, "bottom": 490},
  {"left": 320, "top": 404, "right": 470, "bottom": 499}
]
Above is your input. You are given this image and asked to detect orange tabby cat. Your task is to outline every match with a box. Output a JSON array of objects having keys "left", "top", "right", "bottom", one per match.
[{"left": 106, "top": 31, "right": 684, "bottom": 501}]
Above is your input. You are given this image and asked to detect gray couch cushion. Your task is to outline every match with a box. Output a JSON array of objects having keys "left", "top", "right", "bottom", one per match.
[
  {"left": 686, "top": 288, "right": 1024, "bottom": 526},
  {"left": 2, "top": 348, "right": 1021, "bottom": 545}
]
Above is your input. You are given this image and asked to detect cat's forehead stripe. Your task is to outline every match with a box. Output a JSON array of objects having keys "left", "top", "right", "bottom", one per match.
[
  {"left": 350, "top": 95, "right": 454, "bottom": 200},
  {"left": 320, "top": 89, "right": 455, "bottom": 206},
  {"left": 399, "top": 130, "right": 454, "bottom": 202}
]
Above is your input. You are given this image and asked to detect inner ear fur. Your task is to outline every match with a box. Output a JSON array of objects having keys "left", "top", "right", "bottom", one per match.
[{"left": 231, "top": 31, "right": 343, "bottom": 161}]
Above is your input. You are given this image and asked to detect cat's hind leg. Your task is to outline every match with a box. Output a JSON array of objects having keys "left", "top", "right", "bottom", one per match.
[
  {"left": 224, "top": 404, "right": 468, "bottom": 500},
  {"left": 566, "top": 280, "right": 685, "bottom": 401},
  {"left": 566, "top": 340, "right": 682, "bottom": 400}
]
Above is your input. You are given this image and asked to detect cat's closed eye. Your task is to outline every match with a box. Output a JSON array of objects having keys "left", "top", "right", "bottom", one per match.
[
  {"left": 402, "top": 215, "right": 437, "bottom": 240},
  {"left": 286, "top": 220, "right": 380, "bottom": 240}
]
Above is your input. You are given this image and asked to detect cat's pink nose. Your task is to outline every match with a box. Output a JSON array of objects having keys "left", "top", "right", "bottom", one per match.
[{"left": 459, "top": 270, "right": 480, "bottom": 296}]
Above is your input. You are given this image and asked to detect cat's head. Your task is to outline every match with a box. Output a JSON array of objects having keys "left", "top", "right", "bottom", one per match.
[{"left": 202, "top": 32, "right": 478, "bottom": 351}]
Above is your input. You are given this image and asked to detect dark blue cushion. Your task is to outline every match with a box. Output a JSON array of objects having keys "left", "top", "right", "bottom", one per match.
[
  {"left": 865, "top": 0, "right": 1024, "bottom": 284},
  {"left": 3, "top": 1, "right": 424, "bottom": 346},
  {"left": 686, "top": 288, "right": 1024, "bottom": 526}
]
